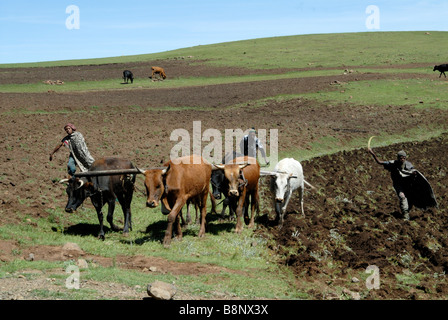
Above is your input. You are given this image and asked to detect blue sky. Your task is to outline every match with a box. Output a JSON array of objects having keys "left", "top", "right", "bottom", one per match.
[{"left": 0, "top": 1, "right": 447, "bottom": 64}]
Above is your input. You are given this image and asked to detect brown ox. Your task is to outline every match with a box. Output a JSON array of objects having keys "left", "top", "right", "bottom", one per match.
[
  {"left": 150, "top": 66, "right": 167, "bottom": 80},
  {"left": 213, "top": 156, "right": 260, "bottom": 233},
  {"left": 141, "top": 155, "right": 211, "bottom": 247}
]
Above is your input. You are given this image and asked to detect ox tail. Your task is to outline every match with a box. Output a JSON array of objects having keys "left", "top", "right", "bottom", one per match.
[{"left": 304, "top": 180, "right": 316, "bottom": 191}]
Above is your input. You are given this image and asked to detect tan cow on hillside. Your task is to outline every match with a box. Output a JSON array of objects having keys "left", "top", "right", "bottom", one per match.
[{"left": 150, "top": 66, "right": 167, "bottom": 80}]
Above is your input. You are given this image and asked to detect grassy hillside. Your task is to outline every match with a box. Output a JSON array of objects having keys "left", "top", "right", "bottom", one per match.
[{"left": 1, "top": 31, "right": 447, "bottom": 69}]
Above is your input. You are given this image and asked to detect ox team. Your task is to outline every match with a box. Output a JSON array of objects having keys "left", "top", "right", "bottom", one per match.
[
  {"left": 50, "top": 65, "right": 437, "bottom": 243},
  {"left": 51, "top": 117, "right": 315, "bottom": 244}
]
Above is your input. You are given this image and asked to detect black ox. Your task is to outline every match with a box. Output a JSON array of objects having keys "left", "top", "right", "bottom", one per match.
[
  {"left": 123, "top": 70, "right": 134, "bottom": 83},
  {"left": 210, "top": 151, "right": 243, "bottom": 219},
  {"left": 60, "top": 157, "right": 136, "bottom": 239},
  {"left": 433, "top": 64, "right": 448, "bottom": 78}
]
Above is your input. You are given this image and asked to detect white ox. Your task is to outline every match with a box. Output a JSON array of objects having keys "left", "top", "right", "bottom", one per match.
[{"left": 267, "top": 158, "right": 315, "bottom": 227}]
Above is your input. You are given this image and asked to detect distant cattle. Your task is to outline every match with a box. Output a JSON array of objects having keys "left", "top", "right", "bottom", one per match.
[
  {"left": 141, "top": 155, "right": 211, "bottom": 247},
  {"left": 433, "top": 64, "right": 448, "bottom": 78},
  {"left": 150, "top": 66, "right": 167, "bottom": 80},
  {"left": 59, "top": 157, "right": 137, "bottom": 239},
  {"left": 268, "top": 158, "right": 315, "bottom": 228},
  {"left": 123, "top": 70, "right": 134, "bottom": 83},
  {"left": 213, "top": 156, "right": 260, "bottom": 233}
]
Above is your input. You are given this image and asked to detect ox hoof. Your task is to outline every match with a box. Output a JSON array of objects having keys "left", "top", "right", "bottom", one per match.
[{"left": 98, "top": 234, "right": 105, "bottom": 241}]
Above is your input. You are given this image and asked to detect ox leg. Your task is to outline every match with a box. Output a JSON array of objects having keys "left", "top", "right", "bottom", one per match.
[
  {"left": 298, "top": 187, "right": 305, "bottom": 216},
  {"left": 194, "top": 203, "right": 200, "bottom": 225},
  {"left": 116, "top": 194, "right": 132, "bottom": 236},
  {"left": 209, "top": 192, "right": 217, "bottom": 215},
  {"left": 96, "top": 208, "right": 106, "bottom": 240},
  {"left": 91, "top": 194, "right": 107, "bottom": 240},
  {"left": 198, "top": 192, "right": 208, "bottom": 238},
  {"left": 184, "top": 202, "right": 191, "bottom": 226},
  {"left": 235, "top": 190, "right": 247, "bottom": 234},
  {"left": 106, "top": 199, "right": 121, "bottom": 232},
  {"left": 244, "top": 194, "right": 250, "bottom": 226},
  {"left": 228, "top": 198, "right": 237, "bottom": 221},
  {"left": 164, "top": 199, "right": 186, "bottom": 247},
  {"left": 248, "top": 190, "right": 260, "bottom": 228},
  {"left": 248, "top": 190, "right": 260, "bottom": 229},
  {"left": 220, "top": 198, "right": 229, "bottom": 219},
  {"left": 175, "top": 210, "right": 182, "bottom": 237}
]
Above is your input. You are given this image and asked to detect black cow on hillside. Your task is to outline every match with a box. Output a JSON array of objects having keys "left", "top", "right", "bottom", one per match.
[
  {"left": 123, "top": 70, "right": 134, "bottom": 83},
  {"left": 433, "top": 64, "right": 448, "bottom": 78},
  {"left": 59, "top": 157, "right": 137, "bottom": 240}
]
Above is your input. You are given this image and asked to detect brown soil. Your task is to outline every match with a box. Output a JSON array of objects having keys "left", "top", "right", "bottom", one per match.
[
  {"left": 261, "top": 134, "right": 448, "bottom": 299},
  {"left": 1, "top": 60, "right": 447, "bottom": 300}
]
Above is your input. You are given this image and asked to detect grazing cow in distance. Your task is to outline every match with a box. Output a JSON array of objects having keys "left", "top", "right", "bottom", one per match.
[
  {"left": 123, "top": 70, "right": 134, "bottom": 83},
  {"left": 59, "top": 157, "right": 137, "bottom": 239},
  {"left": 141, "top": 155, "right": 211, "bottom": 247},
  {"left": 150, "top": 66, "right": 167, "bottom": 80},
  {"left": 268, "top": 158, "right": 315, "bottom": 228},
  {"left": 433, "top": 64, "right": 448, "bottom": 78},
  {"left": 213, "top": 156, "right": 260, "bottom": 233}
]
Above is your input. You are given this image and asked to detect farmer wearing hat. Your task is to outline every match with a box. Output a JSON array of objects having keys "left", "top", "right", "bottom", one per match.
[
  {"left": 239, "top": 127, "right": 269, "bottom": 165},
  {"left": 49, "top": 123, "right": 95, "bottom": 176},
  {"left": 368, "top": 148, "right": 417, "bottom": 220}
]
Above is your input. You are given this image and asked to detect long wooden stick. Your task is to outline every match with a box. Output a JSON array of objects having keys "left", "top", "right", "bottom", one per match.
[{"left": 73, "top": 167, "right": 165, "bottom": 177}]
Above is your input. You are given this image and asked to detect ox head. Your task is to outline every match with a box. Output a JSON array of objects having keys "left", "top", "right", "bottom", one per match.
[
  {"left": 141, "top": 167, "right": 171, "bottom": 211},
  {"left": 266, "top": 171, "right": 298, "bottom": 215},
  {"left": 213, "top": 163, "right": 249, "bottom": 197},
  {"left": 270, "top": 172, "right": 297, "bottom": 203},
  {"left": 59, "top": 177, "right": 91, "bottom": 213}
]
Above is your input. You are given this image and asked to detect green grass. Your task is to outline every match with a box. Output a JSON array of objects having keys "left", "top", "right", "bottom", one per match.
[
  {"left": 301, "top": 78, "right": 448, "bottom": 108},
  {"left": 1, "top": 31, "right": 447, "bottom": 69},
  {"left": 0, "top": 69, "right": 345, "bottom": 93},
  {"left": 281, "top": 124, "right": 447, "bottom": 163},
  {"left": 0, "top": 192, "right": 300, "bottom": 300},
  {"left": 0, "top": 67, "right": 434, "bottom": 94}
]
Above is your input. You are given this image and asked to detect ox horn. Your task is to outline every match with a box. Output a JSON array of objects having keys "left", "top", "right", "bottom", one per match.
[
  {"left": 137, "top": 167, "right": 147, "bottom": 175},
  {"left": 259, "top": 170, "right": 277, "bottom": 176},
  {"left": 213, "top": 164, "right": 225, "bottom": 170},
  {"left": 75, "top": 179, "right": 84, "bottom": 190},
  {"left": 238, "top": 163, "right": 249, "bottom": 170},
  {"left": 367, "top": 136, "right": 376, "bottom": 149},
  {"left": 59, "top": 178, "right": 70, "bottom": 184}
]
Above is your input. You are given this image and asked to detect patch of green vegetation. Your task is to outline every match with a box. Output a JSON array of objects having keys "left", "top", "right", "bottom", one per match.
[
  {"left": 301, "top": 78, "right": 448, "bottom": 109},
  {"left": 1, "top": 31, "right": 446, "bottom": 69},
  {"left": 0, "top": 69, "right": 346, "bottom": 93},
  {"left": 281, "top": 126, "right": 447, "bottom": 162}
]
